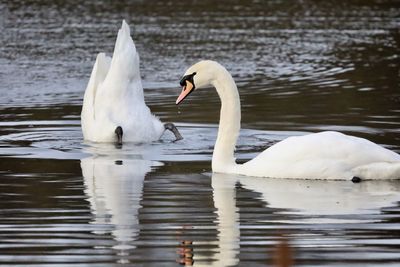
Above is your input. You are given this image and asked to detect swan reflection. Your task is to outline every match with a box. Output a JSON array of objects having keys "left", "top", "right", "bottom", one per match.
[
  {"left": 210, "top": 174, "right": 240, "bottom": 267},
  {"left": 183, "top": 174, "right": 240, "bottom": 267},
  {"left": 204, "top": 173, "right": 400, "bottom": 266},
  {"left": 81, "top": 153, "right": 161, "bottom": 253}
]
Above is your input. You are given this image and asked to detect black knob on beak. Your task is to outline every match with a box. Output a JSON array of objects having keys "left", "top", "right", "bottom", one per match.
[{"left": 179, "top": 72, "right": 197, "bottom": 88}]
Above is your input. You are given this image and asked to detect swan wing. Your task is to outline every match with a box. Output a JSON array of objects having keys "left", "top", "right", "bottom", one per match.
[
  {"left": 94, "top": 20, "right": 148, "bottom": 122},
  {"left": 81, "top": 52, "right": 111, "bottom": 139},
  {"left": 100, "top": 20, "right": 142, "bottom": 97}
]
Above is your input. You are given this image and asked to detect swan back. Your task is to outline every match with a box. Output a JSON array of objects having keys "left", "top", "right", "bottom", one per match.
[{"left": 239, "top": 131, "right": 400, "bottom": 180}]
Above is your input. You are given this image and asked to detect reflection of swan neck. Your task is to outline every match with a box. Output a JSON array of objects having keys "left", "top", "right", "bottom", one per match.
[
  {"left": 212, "top": 174, "right": 240, "bottom": 266},
  {"left": 211, "top": 68, "right": 241, "bottom": 173}
]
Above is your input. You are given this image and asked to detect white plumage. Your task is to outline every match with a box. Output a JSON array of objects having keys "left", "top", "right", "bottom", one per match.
[
  {"left": 239, "top": 131, "right": 400, "bottom": 180},
  {"left": 81, "top": 20, "right": 169, "bottom": 143}
]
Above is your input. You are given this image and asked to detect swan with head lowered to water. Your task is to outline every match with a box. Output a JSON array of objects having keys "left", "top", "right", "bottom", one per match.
[
  {"left": 81, "top": 20, "right": 182, "bottom": 145},
  {"left": 176, "top": 60, "right": 400, "bottom": 181}
]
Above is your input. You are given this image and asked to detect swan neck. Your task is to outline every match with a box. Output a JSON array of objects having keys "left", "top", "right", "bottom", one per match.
[{"left": 212, "top": 69, "right": 241, "bottom": 172}]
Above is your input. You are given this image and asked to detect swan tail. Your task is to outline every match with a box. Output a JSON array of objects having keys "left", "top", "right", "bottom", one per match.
[
  {"left": 353, "top": 162, "right": 400, "bottom": 180},
  {"left": 106, "top": 20, "right": 140, "bottom": 84}
]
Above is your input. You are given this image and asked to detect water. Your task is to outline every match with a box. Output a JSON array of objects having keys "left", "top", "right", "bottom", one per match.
[{"left": 1, "top": 0, "right": 400, "bottom": 266}]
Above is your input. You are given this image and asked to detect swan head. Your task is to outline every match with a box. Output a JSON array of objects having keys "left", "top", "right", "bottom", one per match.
[{"left": 176, "top": 60, "right": 222, "bottom": 105}]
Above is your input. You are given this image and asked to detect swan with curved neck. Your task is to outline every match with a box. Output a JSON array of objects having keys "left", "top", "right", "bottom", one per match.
[
  {"left": 81, "top": 20, "right": 182, "bottom": 145},
  {"left": 176, "top": 60, "right": 400, "bottom": 180}
]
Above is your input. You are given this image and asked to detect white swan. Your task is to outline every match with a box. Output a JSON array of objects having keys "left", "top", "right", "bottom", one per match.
[
  {"left": 81, "top": 20, "right": 182, "bottom": 145},
  {"left": 176, "top": 60, "right": 400, "bottom": 180}
]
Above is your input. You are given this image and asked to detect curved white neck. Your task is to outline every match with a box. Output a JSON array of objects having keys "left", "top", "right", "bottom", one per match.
[{"left": 211, "top": 68, "right": 241, "bottom": 173}]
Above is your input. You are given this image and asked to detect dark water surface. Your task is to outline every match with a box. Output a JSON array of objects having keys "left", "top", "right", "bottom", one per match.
[{"left": 1, "top": 0, "right": 400, "bottom": 266}]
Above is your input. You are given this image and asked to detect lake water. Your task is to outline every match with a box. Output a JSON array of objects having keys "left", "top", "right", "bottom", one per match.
[{"left": 1, "top": 0, "right": 400, "bottom": 266}]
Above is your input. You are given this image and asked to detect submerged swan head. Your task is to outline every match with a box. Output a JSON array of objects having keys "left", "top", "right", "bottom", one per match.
[{"left": 176, "top": 60, "right": 227, "bottom": 105}]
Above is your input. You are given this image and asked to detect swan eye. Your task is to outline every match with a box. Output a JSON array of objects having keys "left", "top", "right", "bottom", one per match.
[{"left": 179, "top": 72, "right": 197, "bottom": 88}]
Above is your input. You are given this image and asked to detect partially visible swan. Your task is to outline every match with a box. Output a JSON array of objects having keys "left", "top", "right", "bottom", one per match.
[
  {"left": 81, "top": 20, "right": 182, "bottom": 145},
  {"left": 176, "top": 60, "right": 400, "bottom": 180}
]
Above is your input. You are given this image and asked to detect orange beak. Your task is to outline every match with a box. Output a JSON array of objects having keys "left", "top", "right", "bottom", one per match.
[{"left": 176, "top": 80, "right": 194, "bottom": 105}]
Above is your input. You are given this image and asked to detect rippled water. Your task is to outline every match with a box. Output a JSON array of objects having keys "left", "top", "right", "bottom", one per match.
[{"left": 1, "top": 0, "right": 400, "bottom": 266}]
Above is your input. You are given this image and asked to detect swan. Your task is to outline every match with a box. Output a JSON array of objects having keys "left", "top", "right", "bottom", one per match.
[
  {"left": 176, "top": 60, "right": 400, "bottom": 181},
  {"left": 81, "top": 20, "right": 182, "bottom": 145}
]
